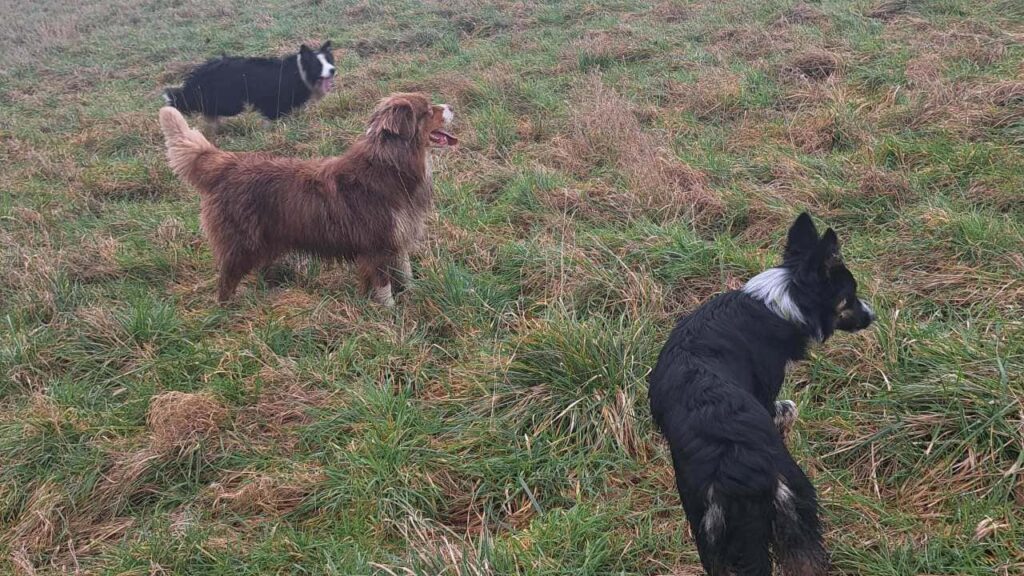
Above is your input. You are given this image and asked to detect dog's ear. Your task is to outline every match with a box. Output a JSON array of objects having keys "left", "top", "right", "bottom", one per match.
[
  {"left": 371, "top": 97, "right": 416, "bottom": 140},
  {"left": 320, "top": 40, "right": 332, "bottom": 52},
  {"left": 784, "top": 212, "right": 819, "bottom": 261},
  {"left": 299, "top": 44, "right": 312, "bottom": 55},
  {"left": 815, "top": 228, "right": 844, "bottom": 271}
]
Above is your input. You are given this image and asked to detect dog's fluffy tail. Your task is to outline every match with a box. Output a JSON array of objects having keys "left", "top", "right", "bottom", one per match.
[
  {"left": 698, "top": 468, "right": 829, "bottom": 576},
  {"left": 159, "top": 106, "right": 216, "bottom": 188}
]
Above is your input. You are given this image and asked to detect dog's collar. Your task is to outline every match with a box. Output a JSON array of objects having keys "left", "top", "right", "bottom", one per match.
[{"left": 296, "top": 54, "right": 315, "bottom": 91}]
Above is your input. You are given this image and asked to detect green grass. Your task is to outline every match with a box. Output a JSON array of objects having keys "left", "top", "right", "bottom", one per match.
[{"left": 2, "top": 0, "right": 1023, "bottom": 574}]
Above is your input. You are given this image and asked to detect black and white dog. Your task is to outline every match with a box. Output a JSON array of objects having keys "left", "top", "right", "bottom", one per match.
[
  {"left": 163, "top": 42, "right": 336, "bottom": 128},
  {"left": 649, "top": 213, "right": 875, "bottom": 576}
]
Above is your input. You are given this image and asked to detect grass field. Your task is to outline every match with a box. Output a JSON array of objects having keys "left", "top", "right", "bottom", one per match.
[{"left": 1, "top": 0, "right": 1023, "bottom": 574}]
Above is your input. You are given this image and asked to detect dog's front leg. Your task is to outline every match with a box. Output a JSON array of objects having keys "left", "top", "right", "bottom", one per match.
[
  {"left": 359, "top": 256, "right": 395, "bottom": 307},
  {"left": 774, "top": 399, "right": 798, "bottom": 440},
  {"left": 391, "top": 252, "right": 413, "bottom": 294}
]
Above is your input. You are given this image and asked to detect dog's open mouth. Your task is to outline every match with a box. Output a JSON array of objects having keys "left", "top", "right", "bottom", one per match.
[{"left": 429, "top": 129, "right": 458, "bottom": 147}]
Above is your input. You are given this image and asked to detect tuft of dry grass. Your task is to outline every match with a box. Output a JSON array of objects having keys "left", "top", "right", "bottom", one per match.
[
  {"left": 558, "top": 74, "right": 723, "bottom": 222},
  {"left": 209, "top": 470, "right": 321, "bottom": 516},
  {"left": 147, "top": 391, "right": 227, "bottom": 454},
  {"left": 900, "top": 78, "right": 1024, "bottom": 137},
  {"left": 866, "top": 0, "right": 910, "bottom": 20},
  {"left": 711, "top": 24, "right": 796, "bottom": 60},
  {"left": 7, "top": 481, "right": 65, "bottom": 560},
  {"left": 666, "top": 70, "right": 744, "bottom": 120},
  {"left": 775, "top": 2, "right": 827, "bottom": 26},
  {"left": 64, "top": 234, "right": 121, "bottom": 282},
  {"left": 784, "top": 49, "right": 841, "bottom": 82},
  {"left": 856, "top": 167, "right": 914, "bottom": 205},
  {"left": 905, "top": 54, "right": 945, "bottom": 89}
]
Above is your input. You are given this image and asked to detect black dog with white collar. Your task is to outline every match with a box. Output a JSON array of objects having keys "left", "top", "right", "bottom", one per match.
[
  {"left": 164, "top": 42, "right": 336, "bottom": 124},
  {"left": 649, "top": 213, "right": 875, "bottom": 576}
]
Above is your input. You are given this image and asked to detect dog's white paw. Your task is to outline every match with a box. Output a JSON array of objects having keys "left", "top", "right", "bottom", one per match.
[{"left": 774, "top": 400, "right": 798, "bottom": 438}]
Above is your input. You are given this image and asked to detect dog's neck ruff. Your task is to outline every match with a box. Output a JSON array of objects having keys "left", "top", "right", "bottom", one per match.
[
  {"left": 742, "top": 268, "right": 819, "bottom": 340},
  {"left": 296, "top": 54, "right": 314, "bottom": 91}
]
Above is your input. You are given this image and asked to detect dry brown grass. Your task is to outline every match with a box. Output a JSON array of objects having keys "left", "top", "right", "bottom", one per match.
[
  {"left": 905, "top": 53, "right": 945, "bottom": 89},
  {"left": 900, "top": 78, "right": 1024, "bottom": 137},
  {"left": 5, "top": 450, "right": 156, "bottom": 572},
  {"left": 783, "top": 49, "right": 841, "bottom": 82},
  {"left": 710, "top": 24, "right": 796, "bottom": 60},
  {"left": 147, "top": 391, "right": 228, "bottom": 454},
  {"left": 666, "top": 70, "right": 744, "bottom": 120},
  {"left": 787, "top": 110, "right": 844, "bottom": 154},
  {"left": 649, "top": 0, "right": 694, "bottom": 24},
  {"left": 856, "top": 167, "right": 914, "bottom": 206},
  {"left": 556, "top": 74, "right": 723, "bottom": 222},
  {"left": 866, "top": 0, "right": 909, "bottom": 21},
  {"left": 209, "top": 469, "right": 321, "bottom": 516},
  {"left": 65, "top": 233, "right": 121, "bottom": 282},
  {"left": 778, "top": 2, "right": 827, "bottom": 26}
]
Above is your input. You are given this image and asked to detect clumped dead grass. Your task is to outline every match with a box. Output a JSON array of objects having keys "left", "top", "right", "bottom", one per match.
[
  {"left": 775, "top": 2, "right": 827, "bottom": 26},
  {"left": 866, "top": 0, "right": 910, "bottom": 20},
  {"left": 650, "top": 0, "right": 693, "bottom": 23},
  {"left": 210, "top": 470, "right": 321, "bottom": 516},
  {"left": 666, "top": 70, "right": 744, "bottom": 120},
  {"left": 64, "top": 234, "right": 121, "bottom": 282},
  {"left": 556, "top": 75, "right": 723, "bottom": 222},
  {"left": 377, "top": 506, "right": 507, "bottom": 575},
  {"left": 147, "top": 391, "right": 227, "bottom": 454},
  {"left": 5, "top": 450, "right": 157, "bottom": 572},
  {"left": 783, "top": 49, "right": 841, "bottom": 82},
  {"left": 233, "top": 376, "right": 330, "bottom": 453},
  {"left": 711, "top": 24, "right": 796, "bottom": 60},
  {"left": 905, "top": 53, "right": 945, "bottom": 89},
  {"left": 6, "top": 481, "right": 66, "bottom": 561},
  {"left": 856, "top": 167, "right": 914, "bottom": 205},
  {"left": 900, "top": 78, "right": 1024, "bottom": 137}
]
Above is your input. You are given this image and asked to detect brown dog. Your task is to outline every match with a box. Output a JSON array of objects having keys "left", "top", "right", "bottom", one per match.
[{"left": 158, "top": 93, "right": 457, "bottom": 305}]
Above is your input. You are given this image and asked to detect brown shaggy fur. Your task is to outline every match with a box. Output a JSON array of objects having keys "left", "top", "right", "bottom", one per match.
[{"left": 158, "top": 93, "right": 455, "bottom": 305}]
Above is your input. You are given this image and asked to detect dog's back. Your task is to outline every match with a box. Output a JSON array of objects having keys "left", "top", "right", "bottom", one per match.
[
  {"left": 650, "top": 292, "right": 828, "bottom": 576},
  {"left": 164, "top": 56, "right": 303, "bottom": 119}
]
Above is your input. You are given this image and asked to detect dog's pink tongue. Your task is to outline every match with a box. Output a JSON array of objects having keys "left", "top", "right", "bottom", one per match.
[
  {"left": 321, "top": 77, "right": 334, "bottom": 92},
  {"left": 431, "top": 130, "right": 459, "bottom": 146}
]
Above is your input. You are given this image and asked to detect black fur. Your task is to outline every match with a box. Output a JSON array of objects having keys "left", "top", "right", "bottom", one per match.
[
  {"left": 164, "top": 42, "right": 335, "bottom": 121},
  {"left": 649, "top": 213, "right": 875, "bottom": 576}
]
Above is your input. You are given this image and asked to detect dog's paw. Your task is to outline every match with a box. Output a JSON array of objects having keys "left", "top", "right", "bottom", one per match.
[
  {"left": 371, "top": 285, "right": 396, "bottom": 307},
  {"left": 774, "top": 399, "right": 798, "bottom": 438}
]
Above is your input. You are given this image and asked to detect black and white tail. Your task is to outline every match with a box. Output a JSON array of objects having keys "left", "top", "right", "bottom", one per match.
[{"left": 697, "top": 475, "right": 828, "bottom": 576}]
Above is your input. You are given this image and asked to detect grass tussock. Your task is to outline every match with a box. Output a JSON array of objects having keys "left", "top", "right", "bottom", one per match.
[
  {"left": 147, "top": 391, "right": 227, "bottom": 454},
  {"left": 784, "top": 49, "right": 841, "bottom": 82},
  {"left": 667, "top": 70, "right": 745, "bottom": 120}
]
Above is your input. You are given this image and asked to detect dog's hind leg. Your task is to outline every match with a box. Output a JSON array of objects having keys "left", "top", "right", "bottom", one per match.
[
  {"left": 216, "top": 250, "right": 261, "bottom": 303},
  {"left": 773, "top": 466, "right": 830, "bottom": 576}
]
